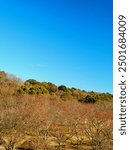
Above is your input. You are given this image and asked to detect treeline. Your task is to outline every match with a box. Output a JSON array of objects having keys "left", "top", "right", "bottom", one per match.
[
  {"left": 0, "top": 71, "right": 113, "bottom": 104},
  {"left": 18, "top": 79, "right": 112, "bottom": 103}
]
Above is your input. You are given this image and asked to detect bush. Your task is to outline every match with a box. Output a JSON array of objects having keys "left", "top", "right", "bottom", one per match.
[
  {"left": 79, "top": 95, "right": 96, "bottom": 103},
  {"left": 25, "top": 79, "right": 39, "bottom": 85},
  {"left": 58, "top": 85, "right": 68, "bottom": 92},
  {"left": 47, "top": 82, "right": 58, "bottom": 93}
]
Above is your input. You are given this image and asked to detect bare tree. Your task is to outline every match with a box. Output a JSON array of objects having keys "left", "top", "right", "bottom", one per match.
[
  {"left": 82, "top": 103, "right": 113, "bottom": 150},
  {"left": 0, "top": 95, "right": 33, "bottom": 150}
]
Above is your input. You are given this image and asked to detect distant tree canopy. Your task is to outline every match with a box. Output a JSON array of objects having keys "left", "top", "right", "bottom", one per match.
[
  {"left": 17, "top": 78, "right": 113, "bottom": 103},
  {"left": 0, "top": 71, "right": 113, "bottom": 103},
  {"left": 18, "top": 80, "right": 48, "bottom": 95}
]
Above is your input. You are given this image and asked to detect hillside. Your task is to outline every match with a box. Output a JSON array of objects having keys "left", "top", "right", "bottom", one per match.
[
  {"left": 0, "top": 71, "right": 113, "bottom": 150},
  {"left": 0, "top": 71, "right": 112, "bottom": 103}
]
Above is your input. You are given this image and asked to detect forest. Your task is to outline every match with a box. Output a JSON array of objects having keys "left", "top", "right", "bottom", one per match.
[{"left": 0, "top": 71, "right": 113, "bottom": 150}]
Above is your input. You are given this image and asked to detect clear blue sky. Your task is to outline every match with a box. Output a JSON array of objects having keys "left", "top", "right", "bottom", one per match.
[{"left": 0, "top": 0, "right": 113, "bottom": 93}]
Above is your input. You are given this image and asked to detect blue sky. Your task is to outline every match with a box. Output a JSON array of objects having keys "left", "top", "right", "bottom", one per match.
[{"left": 0, "top": 0, "right": 113, "bottom": 93}]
